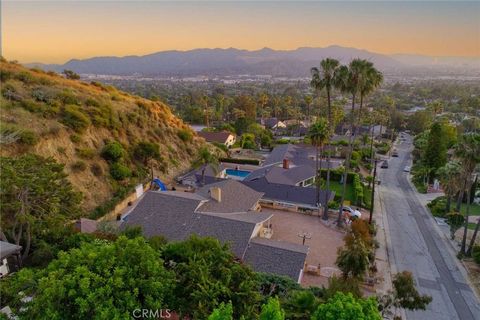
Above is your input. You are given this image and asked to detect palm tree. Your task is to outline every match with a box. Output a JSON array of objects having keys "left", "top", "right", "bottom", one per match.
[
  {"left": 354, "top": 61, "right": 383, "bottom": 139},
  {"left": 193, "top": 147, "right": 219, "bottom": 186},
  {"left": 311, "top": 58, "right": 341, "bottom": 220},
  {"left": 456, "top": 133, "right": 480, "bottom": 255},
  {"left": 258, "top": 92, "right": 269, "bottom": 124},
  {"left": 437, "top": 160, "right": 462, "bottom": 213},
  {"left": 334, "top": 60, "right": 364, "bottom": 227},
  {"left": 308, "top": 119, "right": 330, "bottom": 217}
]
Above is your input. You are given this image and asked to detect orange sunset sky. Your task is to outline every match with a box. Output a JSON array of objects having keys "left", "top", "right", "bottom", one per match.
[{"left": 2, "top": 1, "right": 479, "bottom": 64}]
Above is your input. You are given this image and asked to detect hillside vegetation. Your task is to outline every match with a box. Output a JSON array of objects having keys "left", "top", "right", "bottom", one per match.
[{"left": 0, "top": 59, "right": 203, "bottom": 214}]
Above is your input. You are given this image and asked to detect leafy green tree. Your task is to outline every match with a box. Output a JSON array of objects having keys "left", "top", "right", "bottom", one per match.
[
  {"left": 407, "top": 110, "right": 431, "bottom": 134},
  {"left": 311, "top": 292, "right": 381, "bottom": 320},
  {"left": 133, "top": 141, "right": 160, "bottom": 165},
  {"left": 101, "top": 141, "right": 125, "bottom": 162},
  {"left": 162, "top": 236, "right": 260, "bottom": 319},
  {"left": 377, "top": 271, "right": 432, "bottom": 319},
  {"left": 259, "top": 297, "right": 285, "bottom": 320},
  {"left": 282, "top": 290, "right": 319, "bottom": 320},
  {"left": 11, "top": 236, "right": 174, "bottom": 319},
  {"left": 62, "top": 69, "right": 80, "bottom": 80},
  {"left": 336, "top": 235, "right": 370, "bottom": 279},
  {"left": 423, "top": 122, "right": 447, "bottom": 179},
  {"left": 0, "top": 155, "right": 82, "bottom": 260},
  {"left": 208, "top": 302, "right": 233, "bottom": 320}
]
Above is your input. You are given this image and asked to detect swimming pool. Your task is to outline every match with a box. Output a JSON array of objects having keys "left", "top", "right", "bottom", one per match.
[{"left": 225, "top": 169, "right": 251, "bottom": 180}]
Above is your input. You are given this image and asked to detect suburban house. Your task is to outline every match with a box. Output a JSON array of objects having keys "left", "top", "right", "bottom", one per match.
[
  {"left": 122, "top": 179, "right": 308, "bottom": 282},
  {"left": 262, "top": 117, "right": 287, "bottom": 130},
  {"left": 245, "top": 144, "right": 342, "bottom": 186},
  {"left": 0, "top": 241, "right": 22, "bottom": 278},
  {"left": 177, "top": 163, "right": 227, "bottom": 187},
  {"left": 198, "top": 131, "right": 236, "bottom": 147}
]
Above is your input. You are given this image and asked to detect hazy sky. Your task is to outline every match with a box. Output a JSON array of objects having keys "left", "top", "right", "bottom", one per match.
[{"left": 2, "top": 1, "right": 479, "bottom": 63}]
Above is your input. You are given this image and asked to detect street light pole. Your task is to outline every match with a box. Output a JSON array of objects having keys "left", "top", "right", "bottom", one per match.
[{"left": 369, "top": 158, "right": 378, "bottom": 225}]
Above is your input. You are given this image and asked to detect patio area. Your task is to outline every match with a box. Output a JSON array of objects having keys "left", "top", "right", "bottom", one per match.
[{"left": 264, "top": 208, "right": 346, "bottom": 287}]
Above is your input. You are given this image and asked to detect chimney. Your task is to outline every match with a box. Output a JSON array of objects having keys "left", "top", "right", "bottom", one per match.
[
  {"left": 283, "top": 158, "right": 290, "bottom": 169},
  {"left": 210, "top": 187, "right": 222, "bottom": 202}
]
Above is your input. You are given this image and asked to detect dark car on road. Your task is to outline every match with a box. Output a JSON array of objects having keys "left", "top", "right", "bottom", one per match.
[
  {"left": 381, "top": 161, "right": 389, "bottom": 168},
  {"left": 392, "top": 150, "right": 399, "bottom": 157}
]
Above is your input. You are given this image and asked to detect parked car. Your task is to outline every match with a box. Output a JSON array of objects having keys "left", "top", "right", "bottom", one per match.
[
  {"left": 342, "top": 206, "right": 354, "bottom": 214},
  {"left": 404, "top": 166, "right": 411, "bottom": 172},
  {"left": 392, "top": 151, "right": 399, "bottom": 157},
  {"left": 381, "top": 161, "right": 389, "bottom": 169}
]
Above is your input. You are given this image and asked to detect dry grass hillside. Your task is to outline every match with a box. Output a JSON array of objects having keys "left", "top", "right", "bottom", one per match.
[{"left": 0, "top": 59, "right": 205, "bottom": 215}]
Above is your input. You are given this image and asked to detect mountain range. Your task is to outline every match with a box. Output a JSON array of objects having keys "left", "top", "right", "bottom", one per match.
[{"left": 29, "top": 46, "right": 480, "bottom": 77}]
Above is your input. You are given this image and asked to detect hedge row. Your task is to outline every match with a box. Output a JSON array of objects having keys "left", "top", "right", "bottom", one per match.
[
  {"left": 353, "top": 173, "right": 364, "bottom": 206},
  {"left": 220, "top": 158, "right": 260, "bottom": 165}
]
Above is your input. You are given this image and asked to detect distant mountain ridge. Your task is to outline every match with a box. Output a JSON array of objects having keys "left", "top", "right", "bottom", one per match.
[{"left": 29, "top": 46, "right": 480, "bottom": 77}]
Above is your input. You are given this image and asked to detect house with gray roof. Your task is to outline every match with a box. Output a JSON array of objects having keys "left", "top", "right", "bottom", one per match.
[
  {"left": 122, "top": 179, "right": 308, "bottom": 281},
  {"left": 244, "top": 238, "right": 308, "bottom": 281}
]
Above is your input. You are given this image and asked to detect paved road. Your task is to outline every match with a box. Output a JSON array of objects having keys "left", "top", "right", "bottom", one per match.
[{"left": 377, "top": 134, "right": 480, "bottom": 320}]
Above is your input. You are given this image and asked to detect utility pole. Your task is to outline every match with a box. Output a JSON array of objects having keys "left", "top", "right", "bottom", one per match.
[{"left": 369, "top": 158, "right": 378, "bottom": 225}]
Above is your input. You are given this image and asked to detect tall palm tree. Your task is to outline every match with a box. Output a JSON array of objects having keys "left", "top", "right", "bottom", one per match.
[
  {"left": 311, "top": 58, "right": 341, "bottom": 220},
  {"left": 354, "top": 62, "right": 383, "bottom": 138},
  {"left": 308, "top": 119, "right": 330, "bottom": 217},
  {"left": 334, "top": 59, "right": 364, "bottom": 227},
  {"left": 456, "top": 133, "right": 480, "bottom": 255}
]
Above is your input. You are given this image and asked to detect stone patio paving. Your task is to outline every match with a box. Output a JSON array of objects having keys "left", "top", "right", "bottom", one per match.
[{"left": 263, "top": 209, "right": 345, "bottom": 287}]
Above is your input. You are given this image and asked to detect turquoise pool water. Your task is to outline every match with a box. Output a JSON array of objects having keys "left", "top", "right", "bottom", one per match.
[{"left": 226, "top": 169, "right": 251, "bottom": 179}]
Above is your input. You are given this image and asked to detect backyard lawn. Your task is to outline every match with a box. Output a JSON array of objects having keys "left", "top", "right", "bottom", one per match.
[
  {"left": 460, "top": 203, "right": 480, "bottom": 216},
  {"left": 328, "top": 181, "right": 355, "bottom": 204}
]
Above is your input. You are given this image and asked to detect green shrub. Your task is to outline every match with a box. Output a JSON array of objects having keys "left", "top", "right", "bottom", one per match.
[
  {"left": 62, "top": 105, "right": 91, "bottom": 132},
  {"left": 19, "top": 130, "right": 38, "bottom": 145},
  {"left": 76, "top": 148, "right": 96, "bottom": 159},
  {"left": 276, "top": 138, "right": 290, "bottom": 145},
  {"left": 101, "top": 141, "right": 125, "bottom": 162},
  {"left": 71, "top": 161, "right": 87, "bottom": 172},
  {"left": 70, "top": 134, "right": 82, "bottom": 143},
  {"left": 109, "top": 162, "right": 131, "bottom": 180},
  {"left": 177, "top": 129, "right": 193, "bottom": 142},
  {"left": 219, "top": 158, "right": 260, "bottom": 165},
  {"left": 16, "top": 71, "right": 36, "bottom": 84},
  {"left": 427, "top": 196, "right": 447, "bottom": 217},
  {"left": 213, "top": 142, "right": 228, "bottom": 152},
  {"left": 352, "top": 173, "right": 364, "bottom": 206},
  {"left": 20, "top": 99, "right": 44, "bottom": 113},
  {"left": 133, "top": 141, "right": 160, "bottom": 164},
  {"left": 472, "top": 246, "right": 480, "bottom": 265}
]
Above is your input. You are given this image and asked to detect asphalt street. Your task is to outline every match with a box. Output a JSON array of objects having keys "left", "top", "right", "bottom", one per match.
[{"left": 377, "top": 134, "right": 480, "bottom": 320}]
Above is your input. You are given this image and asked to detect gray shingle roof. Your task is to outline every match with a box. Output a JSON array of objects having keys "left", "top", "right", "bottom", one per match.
[
  {"left": 265, "top": 166, "right": 315, "bottom": 185},
  {"left": 196, "top": 180, "right": 264, "bottom": 213},
  {"left": 0, "top": 241, "right": 22, "bottom": 260},
  {"left": 122, "top": 188, "right": 269, "bottom": 257},
  {"left": 123, "top": 192, "right": 203, "bottom": 241},
  {"left": 242, "top": 177, "right": 335, "bottom": 208},
  {"left": 244, "top": 238, "right": 308, "bottom": 281}
]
